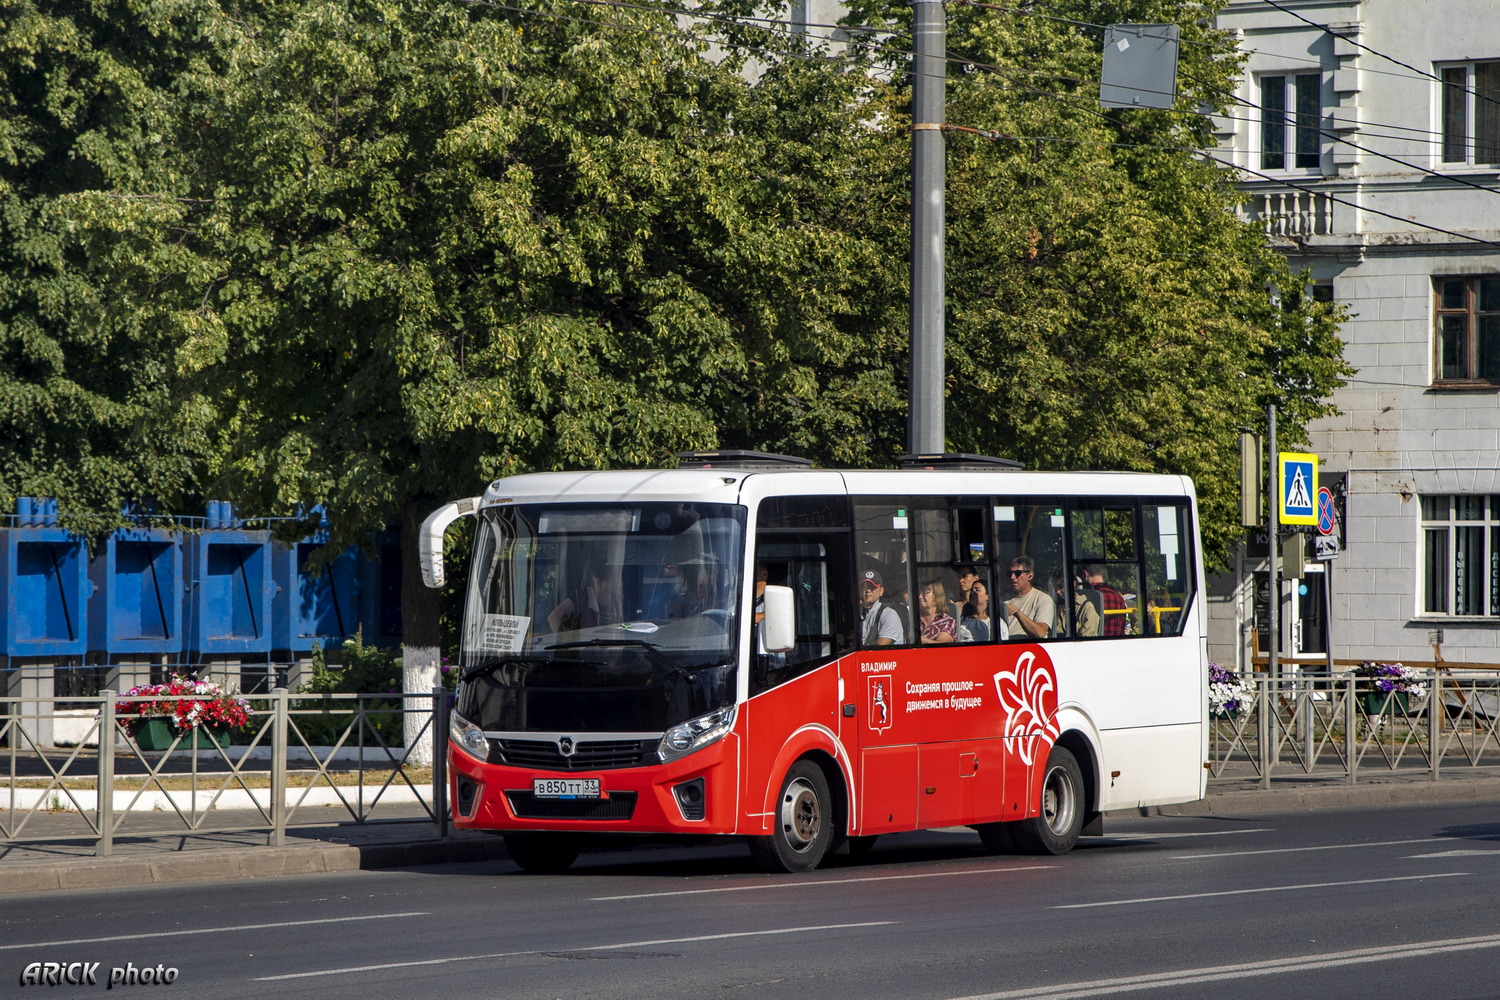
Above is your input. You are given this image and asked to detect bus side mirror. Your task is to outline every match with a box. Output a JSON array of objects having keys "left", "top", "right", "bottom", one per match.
[
  {"left": 761, "top": 585, "right": 795, "bottom": 652},
  {"left": 419, "top": 497, "right": 480, "bottom": 589}
]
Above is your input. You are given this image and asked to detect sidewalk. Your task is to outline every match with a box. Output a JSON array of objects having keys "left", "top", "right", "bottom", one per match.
[{"left": 5, "top": 769, "right": 1499, "bottom": 896}]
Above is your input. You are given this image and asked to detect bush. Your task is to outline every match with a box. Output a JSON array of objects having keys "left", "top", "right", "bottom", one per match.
[{"left": 293, "top": 630, "right": 404, "bottom": 747}]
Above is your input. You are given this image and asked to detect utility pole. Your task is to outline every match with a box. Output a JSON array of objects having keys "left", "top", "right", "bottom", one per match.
[{"left": 909, "top": 0, "right": 945, "bottom": 454}]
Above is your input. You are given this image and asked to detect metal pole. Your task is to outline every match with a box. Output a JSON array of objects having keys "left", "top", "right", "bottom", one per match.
[
  {"left": 1345, "top": 672, "right": 1357, "bottom": 786},
  {"left": 909, "top": 0, "right": 945, "bottom": 454},
  {"left": 1429, "top": 670, "right": 1440, "bottom": 782},
  {"left": 1267, "top": 405, "right": 1279, "bottom": 683},
  {"left": 97, "top": 690, "right": 115, "bottom": 858},
  {"left": 432, "top": 684, "right": 449, "bottom": 838},
  {"left": 270, "top": 688, "right": 287, "bottom": 847},
  {"left": 1261, "top": 405, "right": 1278, "bottom": 788}
]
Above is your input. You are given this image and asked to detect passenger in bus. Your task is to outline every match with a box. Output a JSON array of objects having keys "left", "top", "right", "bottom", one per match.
[
  {"left": 1087, "top": 565, "right": 1130, "bottom": 636},
  {"left": 546, "top": 564, "right": 623, "bottom": 632},
  {"left": 952, "top": 564, "right": 980, "bottom": 619},
  {"left": 1054, "top": 570, "right": 1100, "bottom": 637},
  {"left": 1002, "top": 557, "right": 1054, "bottom": 640},
  {"left": 859, "top": 570, "right": 905, "bottom": 646},
  {"left": 668, "top": 556, "right": 721, "bottom": 618},
  {"left": 960, "top": 578, "right": 994, "bottom": 642},
  {"left": 1147, "top": 587, "right": 1177, "bottom": 634},
  {"left": 917, "top": 579, "right": 958, "bottom": 644}
]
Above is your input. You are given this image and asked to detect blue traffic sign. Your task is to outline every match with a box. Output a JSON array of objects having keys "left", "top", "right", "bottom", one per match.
[{"left": 1279, "top": 452, "right": 1318, "bottom": 526}]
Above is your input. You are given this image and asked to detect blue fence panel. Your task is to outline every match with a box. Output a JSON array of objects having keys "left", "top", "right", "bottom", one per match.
[
  {"left": 88, "top": 526, "right": 183, "bottom": 656},
  {"left": 187, "top": 504, "right": 275, "bottom": 657},
  {"left": 272, "top": 538, "right": 362, "bottom": 654},
  {"left": 2, "top": 505, "right": 91, "bottom": 657}
]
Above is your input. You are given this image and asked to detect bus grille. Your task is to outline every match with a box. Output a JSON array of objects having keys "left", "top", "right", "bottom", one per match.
[
  {"left": 505, "top": 790, "right": 638, "bottom": 820},
  {"left": 496, "top": 738, "right": 655, "bottom": 771}
]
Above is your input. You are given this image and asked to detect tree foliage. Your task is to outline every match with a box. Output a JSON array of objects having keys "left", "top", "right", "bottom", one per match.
[{"left": 0, "top": 0, "right": 1349, "bottom": 624}]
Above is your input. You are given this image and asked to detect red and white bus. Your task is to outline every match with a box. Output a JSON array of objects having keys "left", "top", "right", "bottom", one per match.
[{"left": 420, "top": 452, "right": 1207, "bottom": 873}]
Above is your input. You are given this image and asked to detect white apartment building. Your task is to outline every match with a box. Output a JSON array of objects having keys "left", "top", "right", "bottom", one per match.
[{"left": 1208, "top": 0, "right": 1500, "bottom": 671}]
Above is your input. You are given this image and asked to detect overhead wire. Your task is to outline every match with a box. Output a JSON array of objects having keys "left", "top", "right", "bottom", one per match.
[{"left": 446, "top": 0, "right": 1500, "bottom": 248}]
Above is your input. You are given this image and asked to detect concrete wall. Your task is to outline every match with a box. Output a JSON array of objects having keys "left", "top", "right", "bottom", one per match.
[{"left": 1210, "top": 1, "right": 1500, "bottom": 669}]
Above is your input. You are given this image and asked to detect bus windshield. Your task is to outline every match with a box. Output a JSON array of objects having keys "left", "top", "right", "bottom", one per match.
[{"left": 457, "top": 501, "right": 745, "bottom": 731}]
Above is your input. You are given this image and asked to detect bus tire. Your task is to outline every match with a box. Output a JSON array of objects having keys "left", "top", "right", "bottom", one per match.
[
  {"left": 749, "top": 761, "right": 834, "bottom": 873},
  {"left": 1012, "top": 746, "right": 1085, "bottom": 856},
  {"left": 504, "top": 832, "right": 581, "bottom": 873}
]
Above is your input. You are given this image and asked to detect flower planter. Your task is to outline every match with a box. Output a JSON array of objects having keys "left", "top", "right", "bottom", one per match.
[
  {"left": 1359, "top": 691, "right": 1409, "bottom": 717},
  {"left": 129, "top": 717, "right": 231, "bottom": 751}
]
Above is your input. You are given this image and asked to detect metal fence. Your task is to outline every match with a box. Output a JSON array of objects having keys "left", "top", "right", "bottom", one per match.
[
  {"left": 2, "top": 689, "right": 450, "bottom": 856},
  {"left": 1209, "top": 671, "right": 1500, "bottom": 787},
  {"left": 7, "top": 670, "right": 1499, "bottom": 857}
]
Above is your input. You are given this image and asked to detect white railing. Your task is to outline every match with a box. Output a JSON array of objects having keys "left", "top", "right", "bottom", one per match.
[{"left": 1240, "top": 189, "right": 1336, "bottom": 237}]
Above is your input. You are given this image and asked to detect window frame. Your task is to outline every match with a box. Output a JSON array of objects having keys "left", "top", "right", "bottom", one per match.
[
  {"left": 1258, "top": 71, "right": 1323, "bottom": 173},
  {"left": 1438, "top": 60, "right": 1500, "bottom": 166},
  {"left": 1419, "top": 494, "right": 1500, "bottom": 618},
  {"left": 1432, "top": 275, "right": 1500, "bottom": 386}
]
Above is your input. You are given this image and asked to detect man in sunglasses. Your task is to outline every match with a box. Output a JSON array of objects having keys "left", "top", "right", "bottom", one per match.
[{"left": 1002, "top": 556, "right": 1054, "bottom": 641}]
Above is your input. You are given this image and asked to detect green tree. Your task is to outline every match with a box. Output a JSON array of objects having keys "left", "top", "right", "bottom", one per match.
[
  {"left": 0, "top": 0, "right": 228, "bottom": 530},
  {"left": 823, "top": 0, "right": 1351, "bottom": 563}
]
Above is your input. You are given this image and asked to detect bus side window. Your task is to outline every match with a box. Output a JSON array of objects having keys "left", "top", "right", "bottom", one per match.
[
  {"left": 1070, "top": 503, "right": 1144, "bottom": 637},
  {"left": 854, "top": 499, "right": 914, "bottom": 647},
  {"left": 752, "top": 497, "right": 854, "bottom": 695},
  {"left": 994, "top": 499, "right": 1066, "bottom": 641},
  {"left": 1142, "top": 503, "right": 1194, "bottom": 635}
]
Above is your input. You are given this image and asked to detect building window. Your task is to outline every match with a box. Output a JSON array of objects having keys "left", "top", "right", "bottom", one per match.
[
  {"left": 1260, "top": 73, "right": 1321, "bottom": 171},
  {"left": 1421, "top": 495, "right": 1500, "bottom": 616},
  {"left": 1440, "top": 61, "right": 1500, "bottom": 164},
  {"left": 1434, "top": 277, "right": 1500, "bottom": 383}
]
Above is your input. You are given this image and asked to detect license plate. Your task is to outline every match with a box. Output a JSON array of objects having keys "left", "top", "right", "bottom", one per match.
[{"left": 532, "top": 778, "right": 602, "bottom": 799}]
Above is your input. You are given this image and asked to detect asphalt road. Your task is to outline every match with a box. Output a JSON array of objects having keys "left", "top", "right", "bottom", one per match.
[{"left": 6, "top": 802, "right": 1499, "bottom": 1000}]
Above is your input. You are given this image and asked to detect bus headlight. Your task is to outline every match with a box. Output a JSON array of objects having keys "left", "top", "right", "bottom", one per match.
[
  {"left": 449, "top": 712, "right": 490, "bottom": 761},
  {"left": 658, "top": 706, "right": 736, "bottom": 763}
]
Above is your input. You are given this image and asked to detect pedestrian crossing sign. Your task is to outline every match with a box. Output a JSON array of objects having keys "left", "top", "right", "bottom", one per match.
[{"left": 1279, "top": 452, "right": 1318, "bottom": 525}]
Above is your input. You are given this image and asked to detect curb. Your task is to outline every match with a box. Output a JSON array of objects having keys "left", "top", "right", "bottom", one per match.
[
  {"left": 1109, "top": 777, "right": 1500, "bottom": 819},
  {"left": 1, "top": 836, "right": 512, "bottom": 897}
]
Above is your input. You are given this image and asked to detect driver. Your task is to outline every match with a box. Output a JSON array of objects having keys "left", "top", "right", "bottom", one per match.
[{"left": 547, "top": 564, "right": 622, "bottom": 632}]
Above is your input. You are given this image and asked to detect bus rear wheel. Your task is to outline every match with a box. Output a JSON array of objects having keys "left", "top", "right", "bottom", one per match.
[
  {"left": 504, "top": 832, "right": 581, "bottom": 873},
  {"left": 749, "top": 761, "right": 834, "bottom": 873},
  {"left": 1011, "top": 746, "right": 1085, "bottom": 855}
]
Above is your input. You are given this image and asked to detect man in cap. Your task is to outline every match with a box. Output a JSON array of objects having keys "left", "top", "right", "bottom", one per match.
[{"left": 859, "top": 569, "right": 905, "bottom": 646}]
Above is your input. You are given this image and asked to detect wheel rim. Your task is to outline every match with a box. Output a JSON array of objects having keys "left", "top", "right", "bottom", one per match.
[
  {"left": 779, "top": 778, "right": 822, "bottom": 852},
  {"left": 1040, "top": 763, "right": 1078, "bottom": 836}
]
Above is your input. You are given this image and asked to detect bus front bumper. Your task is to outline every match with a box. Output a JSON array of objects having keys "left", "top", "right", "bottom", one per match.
[{"left": 448, "top": 735, "right": 739, "bottom": 835}]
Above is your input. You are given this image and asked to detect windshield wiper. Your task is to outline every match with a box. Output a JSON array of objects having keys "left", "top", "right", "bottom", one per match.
[{"left": 460, "top": 657, "right": 554, "bottom": 682}]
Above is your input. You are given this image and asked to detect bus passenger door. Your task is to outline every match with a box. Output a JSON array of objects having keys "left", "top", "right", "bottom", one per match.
[{"left": 851, "top": 662, "right": 919, "bottom": 835}]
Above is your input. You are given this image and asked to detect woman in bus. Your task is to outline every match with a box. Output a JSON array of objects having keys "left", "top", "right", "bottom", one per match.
[
  {"left": 960, "top": 578, "right": 993, "bottom": 642},
  {"left": 917, "top": 579, "right": 957, "bottom": 644}
]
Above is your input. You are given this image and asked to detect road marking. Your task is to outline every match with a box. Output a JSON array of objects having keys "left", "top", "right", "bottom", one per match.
[
  {"left": 943, "top": 931, "right": 1500, "bottom": 1000},
  {"left": 251, "top": 921, "right": 900, "bottom": 981},
  {"left": 1171, "top": 837, "right": 1445, "bottom": 859},
  {"left": 1108, "top": 828, "right": 1272, "bottom": 840},
  {"left": 1051, "top": 872, "right": 1469, "bottom": 909},
  {"left": 1407, "top": 849, "right": 1500, "bottom": 858},
  {"left": 591, "top": 865, "right": 1057, "bottom": 901},
  {"left": 0, "top": 912, "right": 431, "bottom": 952}
]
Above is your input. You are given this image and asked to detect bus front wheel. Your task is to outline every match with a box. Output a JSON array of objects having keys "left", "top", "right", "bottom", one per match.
[
  {"left": 1012, "top": 746, "right": 1085, "bottom": 855},
  {"left": 749, "top": 761, "right": 834, "bottom": 873},
  {"left": 504, "top": 832, "right": 581, "bottom": 873}
]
